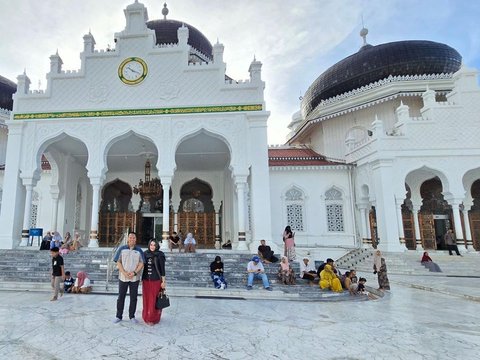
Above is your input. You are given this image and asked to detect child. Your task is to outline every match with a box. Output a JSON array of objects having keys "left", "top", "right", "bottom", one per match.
[
  {"left": 50, "top": 247, "right": 65, "bottom": 301},
  {"left": 64, "top": 271, "right": 75, "bottom": 293}
]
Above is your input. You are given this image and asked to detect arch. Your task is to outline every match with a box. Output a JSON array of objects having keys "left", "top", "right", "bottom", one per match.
[
  {"left": 174, "top": 128, "right": 232, "bottom": 159},
  {"left": 102, "top": 130, "right": 158, "bottom": 173},
  {"left": 100, "top": 178, "right": 133, "bottom": 213},
  {"left": 178, "top": 178, "right": 214, "bottom": 212},
  {"left": 174, "top": 129, "right": 231, "bottom": 171},
  {"left": 404, "top": 165, "right": 450, "bottom": 197},
  {"left": 34, "top": 132, "right": 89, "bottom": 175}
]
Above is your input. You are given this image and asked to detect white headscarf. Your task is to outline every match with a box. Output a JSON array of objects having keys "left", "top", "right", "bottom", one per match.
[{"left": 373, "top": 250, "right": 382, "bottom": 271}]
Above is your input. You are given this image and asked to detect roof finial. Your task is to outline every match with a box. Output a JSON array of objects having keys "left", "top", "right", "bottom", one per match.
[
  {"left": 360, "top": 14, "right": 369, "bottom": 47},
  {"left": 162, "top": 3, "right": 169, "bottom": 20}
]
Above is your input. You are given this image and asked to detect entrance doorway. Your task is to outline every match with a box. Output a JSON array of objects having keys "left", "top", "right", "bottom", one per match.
[
  {"left": 433, "top": 216, "right": 450, "bottom": 250},
  {"left": 139, "top": 214, "right": 163, "bottom": 246}
]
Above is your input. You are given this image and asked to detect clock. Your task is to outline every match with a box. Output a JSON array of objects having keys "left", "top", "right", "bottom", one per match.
[{"left": 118, "top": 57, "right": 148, "bottom": 85}]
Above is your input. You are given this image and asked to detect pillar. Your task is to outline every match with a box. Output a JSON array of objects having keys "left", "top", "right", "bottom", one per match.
[
  {"left": 88, "top": 181, "right": 102, "bottom": 248},
  {"left": 50, "top": 185, "right": 60, "bottom": 232},
  {"left": 358, "top": 204, "right": 369, "bottom": 247},
  {"left": 235, "top": 178, "right": 247, "bottom": 250},
  {"left": 214, "top": 201, "right": 221, "bottom": 249},
  {"left": 451, "top": 202, "right": 467, "bottom": 252},
  {"left": 160, "top": 177, "right": 171, "bottom": 251},
  {"left": 395, "top": 198, "right": 405, "bottom": 245},
  {"left": 371, "top": 159, "right": 406, "bottom": 252},
  {"left": 412, "top": 206, "right": 423, "bottom": 251},
  {"left": 462, "top": 205, "right": 473, "bottom": 250},
  {"left": 19, "top": 184, "right": 34, "bottom": 246}
]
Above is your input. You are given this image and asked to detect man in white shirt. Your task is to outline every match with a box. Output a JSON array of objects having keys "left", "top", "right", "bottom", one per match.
[
  {"left": 299, "top": 257, "right": 317, "bottom": 282},
  {"left": 246, "top": 256, "right": 272, "bottom": 291},
  {"left": 113, "top": 232, "right": 144, "bottom": 324}
]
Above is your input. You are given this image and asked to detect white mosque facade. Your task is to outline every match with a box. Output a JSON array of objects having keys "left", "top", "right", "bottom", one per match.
[{"left": 0, "top": 1, "right": 479, "bottom": 256}]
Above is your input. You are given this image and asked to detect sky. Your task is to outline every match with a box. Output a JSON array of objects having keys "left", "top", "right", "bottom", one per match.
[{"left": 0, "top": 0, "right": 479, "bottom": 144}]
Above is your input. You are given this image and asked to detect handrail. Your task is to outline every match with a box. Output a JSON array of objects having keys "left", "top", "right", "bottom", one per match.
[{"left": 105, "top": 229, "right": 129, "bottom": 290}]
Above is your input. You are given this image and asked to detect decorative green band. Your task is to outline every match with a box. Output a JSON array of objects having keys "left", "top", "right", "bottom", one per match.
[{"left": 13, "top": 104, "right": 263, "bottom": 120}]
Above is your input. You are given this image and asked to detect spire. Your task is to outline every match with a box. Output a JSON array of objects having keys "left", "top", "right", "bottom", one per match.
[
  {"left": 359, "top": 15, "right": 371, "bottom": 50},
  {"left": 162, "top": 3, "right": 169, "bottom": 20}
]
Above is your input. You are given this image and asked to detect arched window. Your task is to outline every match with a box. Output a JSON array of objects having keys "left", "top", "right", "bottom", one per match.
[
  {"left": 325, "top": 188, "right": 344, "bottom": 232},
  {"left": 285, "top": 187, "right": 305, "bottom": 232}
]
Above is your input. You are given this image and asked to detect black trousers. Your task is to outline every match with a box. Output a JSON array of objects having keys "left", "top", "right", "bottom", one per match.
[
  {"left": 116, "top": 280, "right": 139, "bottom": 319},
  {"left": 447, "top": 244, "right": 461, "bottom": 256}
]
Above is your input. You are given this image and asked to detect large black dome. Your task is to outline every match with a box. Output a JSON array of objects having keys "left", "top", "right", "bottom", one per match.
[
  {"left": 0, "top": 75, "right": 16, "bottom": 111},
  {"left": 302, "top": 40, "right": 462, "bottom": 119},
  {"left": 146, "top": 19, "right": 213, "bottom": 60}
]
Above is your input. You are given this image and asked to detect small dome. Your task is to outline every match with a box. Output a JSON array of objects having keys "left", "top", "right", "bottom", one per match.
[
  {"left": 146, "top": 19, "right": 213, "bottom": 60},
  {"left": 302, "top": 40, "right": 462, "bottom": 119},
  {"left": 0, "top": 75, "right": 16, "bottom": 111}
]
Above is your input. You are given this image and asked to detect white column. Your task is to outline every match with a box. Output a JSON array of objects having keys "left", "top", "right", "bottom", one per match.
[
  {"left": 50, "top": 186, "right": 60, "bottom": 232},
  {"left": 395, "top": 199, "right": 405, "bottom": 243},
  {"left": 88, "top": 182, "right": 101, "bottom": 248},
  {"left": 160, "top": 178, "right": 171, "bottom": 251},
  {"left": 235, "top": 180, "right": 247, "bottom": 250},
  {"left": 19, "top": 184, "right": 34, "bottom": 247},
  {"left": 358, "top": 205, "right": 368, "bottom": 247},
  {"left": 371, "top": 160, "right": 406, "bottom": 252},
  {"left": 174, "top": 212, "right": 178, "bottom": 233},
  {"left": 451, "top": 203, "right": 467, "bottom": 252},
  {"left": 462, "top": 207, "right": 473, "bottom": 251},
  {"left": 412, "top": 206, "right": 423, "bottom": 251}
]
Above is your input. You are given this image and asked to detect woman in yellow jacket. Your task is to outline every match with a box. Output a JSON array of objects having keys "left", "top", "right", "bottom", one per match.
[{"left": 319, "top": 264, "right": 343, "bottom": 292}]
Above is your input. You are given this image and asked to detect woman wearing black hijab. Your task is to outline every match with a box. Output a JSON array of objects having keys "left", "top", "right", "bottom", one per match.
[
  {"left": 142, "top": 239, "right": 166, "bottom": 325},
  {"left": 210, "top": 256, "right": 227, "bottom": 289}
]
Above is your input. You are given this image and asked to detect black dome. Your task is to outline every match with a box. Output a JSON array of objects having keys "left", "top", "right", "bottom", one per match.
[
  {"left": 0, "top": 75, "right": 16, "bottom": 111},
  {"left": 146, "top": 19, "right": 213, "bottom": 59},
  {"left": 302, "top": 40, "right": 462, "bottom": 119}
]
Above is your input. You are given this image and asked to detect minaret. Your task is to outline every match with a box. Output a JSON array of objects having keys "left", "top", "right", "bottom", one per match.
[
  {"left": 83, "top": 31, "right": 96, "bottom": 54},
  {"left": 49, "top": 50, "right": 63, "bottom": 74}
]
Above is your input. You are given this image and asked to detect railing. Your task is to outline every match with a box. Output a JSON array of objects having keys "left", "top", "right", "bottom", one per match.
[{"left": 105, "top": 229, "right": 128, "bottom": 290}]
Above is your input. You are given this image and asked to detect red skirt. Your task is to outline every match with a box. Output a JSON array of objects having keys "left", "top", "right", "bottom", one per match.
[{"left": 142, "top": 279, "right": 162, "bottom": 325}]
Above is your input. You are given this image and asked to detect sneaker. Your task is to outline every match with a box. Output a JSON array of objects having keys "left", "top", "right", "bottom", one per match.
[
  {"left": 246, "top": 285, "right": 252, "bottom": 290},
  {"left": 265, "top": 287, "right": 273, "bottom": 291},
  {"left": 113, "top": 318, "right": 122, "bottom": 324},
  {"left": 130, "top": 318, "right": 139, "bottom": 324},
  {"left": 220, "top": 283, "right": 225, "bottom": 290},
  {"left": 50, "top": 297, "right": 57, "bottom": 301}
]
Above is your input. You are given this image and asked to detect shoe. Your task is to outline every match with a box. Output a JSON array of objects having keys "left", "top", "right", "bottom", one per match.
[
  {"left": 130, "top": 318, "right": 139, "bottom": 324},
  {"left": 220, "top": 284, "right": 225, "bottom": 290},
  {"left": 113, "top": 318, "right": 122, "bottom": 324},
  {"left": 50, "top": 297, "right": 57, "bottom": 301},
  {"left": 246, "top": 285, "right": 252, "bottom": 290},
  {"left": 265, "top": 287, "right": 273, "bottom": 291}
]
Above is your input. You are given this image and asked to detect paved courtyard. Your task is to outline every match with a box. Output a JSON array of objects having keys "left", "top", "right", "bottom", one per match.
[{"left": 0, "top": 277, "right": 479, "bottom": 360}]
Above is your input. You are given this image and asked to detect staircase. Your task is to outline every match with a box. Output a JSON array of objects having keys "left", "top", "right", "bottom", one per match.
[
  {"left": 334, "top": 248, "right": 480, "bottom": 277},
  {"left": 0, "top": 248, "right": 371, "bottom": 301}
]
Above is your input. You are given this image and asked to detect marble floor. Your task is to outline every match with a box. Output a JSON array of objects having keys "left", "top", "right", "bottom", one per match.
[{"left": 0, "top": 284, "right": 479, "bottom": 360}]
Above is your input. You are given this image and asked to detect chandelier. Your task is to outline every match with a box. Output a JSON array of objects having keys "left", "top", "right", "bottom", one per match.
[{"left": 133, "top": 159, "right": 162, "bottom": 209}]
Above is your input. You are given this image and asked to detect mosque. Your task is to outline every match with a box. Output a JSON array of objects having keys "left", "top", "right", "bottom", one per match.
[{"left": 0, "top": 1, "right": 479, "bottom": 257}]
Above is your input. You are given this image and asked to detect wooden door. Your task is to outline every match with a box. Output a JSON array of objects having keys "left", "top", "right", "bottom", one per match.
[
  {"left": 98, "top": 212, "right": 137, "bottom": 247},
  {"left": 177, "top": 212, "right": 216, "bottom": 248},
  {"left": 402, "top": 211, "right": 416, "bottom": 250},
  {"left": 369, "top": 208, "right": 378, "bottom": 249},
  {"left": 419, "top": 213, "right": 436, "bottom": 249},
  {"left": 470, "top": 212, "right": 480, "bottom": 251}
]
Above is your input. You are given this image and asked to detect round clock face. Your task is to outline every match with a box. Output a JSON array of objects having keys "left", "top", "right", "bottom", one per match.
[{"left": 118, "top": 57, "right": 148, "bottom": 85}]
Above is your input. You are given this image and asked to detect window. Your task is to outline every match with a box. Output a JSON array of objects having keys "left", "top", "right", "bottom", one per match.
[
  {"left": 183, "top": 198, "right": 205, "bottom": 213},
  {"left": 30, "top": 191, "right": 39, "bottom": 228},
  {"left": 285, "top": 187, "right": 304, "bottom": 232},
  {"left": 325, "top": 188, "right": 344, "bottom": 232}
]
